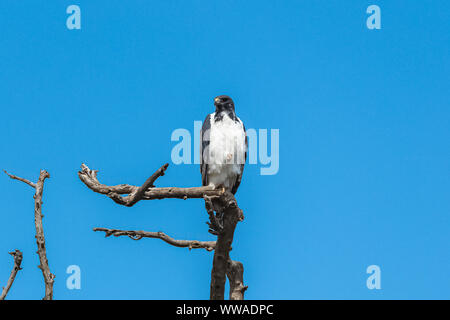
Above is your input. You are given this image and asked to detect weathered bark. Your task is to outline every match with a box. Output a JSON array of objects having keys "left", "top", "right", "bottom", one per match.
[
  {"left": 205, "top": 192, "right": 244, "bottom": 300},
  {"left": 93, "top": 228, "right": 216, "bottom": 251},
  {"left": 0, "top": 250, "right": 23, "bottom": 300},
  {"left": 78, "top": 163, "right": 223, "bottom": 205},
  {"left": 227, "top": 259, "right": 248, "bottom": 300},
  {"left": 78, "top": 163, "right": 247, "bottom": 300},
  {"left": 4, "top": 170, "right": 55, "bottom": 300},
  {"left": 3, "top": 171, "right": 35, "bottom": 188}
]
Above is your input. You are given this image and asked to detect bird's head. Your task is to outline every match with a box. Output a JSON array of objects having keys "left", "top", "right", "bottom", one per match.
[{"left": 214, "top": 95, "right": 235, "bottom": 113}]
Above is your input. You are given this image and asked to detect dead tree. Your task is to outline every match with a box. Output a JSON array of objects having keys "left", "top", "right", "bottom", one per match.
[
  {"left": 3, "top": 170, "right": 55, "bottom": 300},
  {"left": 0, "top": 250, "right": 23, "bottom": 300},
  {"left": 78, "top": 163, "right": 248, "bottom": 300}
]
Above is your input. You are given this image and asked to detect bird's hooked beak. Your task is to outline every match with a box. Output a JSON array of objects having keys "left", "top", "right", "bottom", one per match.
[{"left": 214, "top": 97, "right": 222, "bottom": 109}]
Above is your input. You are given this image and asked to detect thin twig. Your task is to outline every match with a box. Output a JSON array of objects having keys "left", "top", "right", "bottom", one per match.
[
  {"left": 0, "top": 250, "right": 23, "bottom": 300},
  {"left": 93, "top": 227, "right": 216, "bottom": 251},
  {"left": 3, "top": 170, "right": 36, "bottom": 188}
]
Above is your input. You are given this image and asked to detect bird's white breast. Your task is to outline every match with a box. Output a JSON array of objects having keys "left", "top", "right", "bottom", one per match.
[{"left": 207, "top": 112, "right": 246, "bottom": 189}]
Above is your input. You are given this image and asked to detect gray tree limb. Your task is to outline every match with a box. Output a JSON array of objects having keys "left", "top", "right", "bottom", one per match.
[
  {"left": 78, "top": 163, "right": 246, "bottom": 300},
  {"left": 93, "top": 227, "right": 216, "bottom": 251},
  {"left": 4, "top": 170, "right": 55, "bottom": 300},
  {"left": 4, "top": 170, "right": 36, "bottom": 188},
  {"left": 0, "top": 250, "right": 23, "bottom": 300},
  {"left": 78, "top": 163, "right": 223, "bottom": 205}
]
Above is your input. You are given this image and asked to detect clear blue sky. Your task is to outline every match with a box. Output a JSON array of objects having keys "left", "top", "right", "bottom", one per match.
[{"left": 0, "top": 1, "right": 449, "bottom": 299}]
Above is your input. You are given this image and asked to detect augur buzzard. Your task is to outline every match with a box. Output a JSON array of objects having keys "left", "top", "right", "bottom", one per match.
[{"left": 200, "top": 95, "right": 247, "bottom": 195}]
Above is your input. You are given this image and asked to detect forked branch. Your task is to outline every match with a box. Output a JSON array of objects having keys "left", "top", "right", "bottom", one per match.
[
  {"left": 78, "top": 163, "right": 223, "bottom": 206},
  {"left": 206, "top": 192, "right": 243, "bottom": 300},
  {"left": 3, "top": 170, "right": 54, "bottom": 300},
  {"left": 78, "top": 163, "right": 246, "bottom": 300}
]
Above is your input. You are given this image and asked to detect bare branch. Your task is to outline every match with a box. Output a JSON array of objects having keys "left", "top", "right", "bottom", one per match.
[
  {"left": 34, "top": 170, "right": 55, "bottom": 300},
  {"left": 93, "top": 227, "right": 216, "bottom": 251},
  {"left": 209, "top": 192, "right": 243, "bottom": 300},
  {"left": 0, "top": 250, "right": 23, "bottom": 300},
  {"left": 204, "top": 195, "right": 223, "bottom": 235},
  {"left": 78, "top": 162, "right": 245, "bottom": 300},
  {"left": 125, "top": 163, "right": 169, "bottom": 207},
  {"left": 227, "top": 259, "right": 248, "bottom": 300},
  {"left": 78, "top": 163, "right": 224, "bottom": 205},
  {"left": 4, "top": 170, "right": 55, "bottom": 300},
  {"left": 3, "top": 170, "right": 36, "bottom": 188}
]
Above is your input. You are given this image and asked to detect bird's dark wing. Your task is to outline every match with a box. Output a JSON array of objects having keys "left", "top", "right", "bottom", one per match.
[
  {"left": 200, "top": 114, "right": 211, "bottom": 186},
  {"left": 231, "top": 123, "right": 247, "bottom": 195}
]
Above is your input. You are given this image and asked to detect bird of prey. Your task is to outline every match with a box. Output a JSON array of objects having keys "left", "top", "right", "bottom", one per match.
[{"left": 200, "top": 95, "right": 247, "bottom": 195}]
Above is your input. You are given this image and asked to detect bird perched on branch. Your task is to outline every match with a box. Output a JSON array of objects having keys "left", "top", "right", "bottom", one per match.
[{"left": 200, "top": 95, "right": 247, "bottom": 233}]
